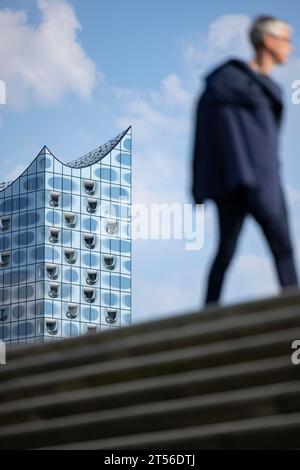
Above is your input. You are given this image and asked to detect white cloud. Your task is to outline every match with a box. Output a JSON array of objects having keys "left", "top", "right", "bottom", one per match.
[
  {"left": 0, "top": 0, "right": 99, "bottom": 109},
  {"left": 182, "top": 14, "right": 252, "bottom": 83},
  {"left": 150, "top": 73, "right": 192, "bottom": 109},
  {"left": 111, "top": 82, "right": 191, "bottom": 211}
]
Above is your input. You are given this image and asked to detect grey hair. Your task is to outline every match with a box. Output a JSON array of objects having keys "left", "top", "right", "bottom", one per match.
[{"left": 249, "top": 16, "right": 293, "bottom": 49}]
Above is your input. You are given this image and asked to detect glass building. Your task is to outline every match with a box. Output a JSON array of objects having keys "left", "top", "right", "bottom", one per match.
[{"left": 0, "top": 127, "right": 132, "bottom": 344}]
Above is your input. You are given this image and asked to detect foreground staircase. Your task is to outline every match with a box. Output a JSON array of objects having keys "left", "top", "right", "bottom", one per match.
[{"left": 1, "top": 289, "right": 300, "bottom": 449}]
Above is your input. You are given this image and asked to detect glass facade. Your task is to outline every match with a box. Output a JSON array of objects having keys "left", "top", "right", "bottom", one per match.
[{"left": 0, "top": 127, "right": 132, "bottom": 344}]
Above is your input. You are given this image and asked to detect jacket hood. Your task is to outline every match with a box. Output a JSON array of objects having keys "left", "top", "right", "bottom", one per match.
[{"left": 204, "top": 57, "right": 283, "bottom": 111}]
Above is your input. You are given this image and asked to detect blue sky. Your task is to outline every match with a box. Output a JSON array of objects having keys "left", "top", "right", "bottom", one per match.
[{"left": 0, "top": 0, "right": 300, "bottom": 323}]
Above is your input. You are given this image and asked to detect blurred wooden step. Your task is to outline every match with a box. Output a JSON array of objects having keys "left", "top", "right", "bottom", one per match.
[
  {"left": 1, "top": 305, "right": 300, "bottom": 381},
  {"left": 6, "top": 287, "right": 300, "bottom": 364},
  {"left": 0, "top": 327, "right": 298, "bottom": 403},
  {"left": 0, "top": 355, "right": 298, "bottom": 426},
  {"left": 1, "top": 289, "right": 300, "bottom": 449},
  {"left": 1, "top": 380, "right": 300, "bottom": 449},
  {"left": 45, "top": 411, "right": 300, "bottom": 450}
]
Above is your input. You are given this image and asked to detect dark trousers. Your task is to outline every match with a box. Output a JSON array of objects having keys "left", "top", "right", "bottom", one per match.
[{"left": 205, "top": 185, "right": 298, "bottom": 305}]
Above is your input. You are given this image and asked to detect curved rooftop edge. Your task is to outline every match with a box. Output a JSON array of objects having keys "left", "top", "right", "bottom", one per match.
[
  {"left": 66, "top": 126, "right": 131, "bottom": 168},
  {"left": 0, "top": 126, "right": 131, "bottom": 192}
]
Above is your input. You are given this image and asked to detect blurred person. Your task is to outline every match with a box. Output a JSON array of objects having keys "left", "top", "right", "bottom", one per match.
[{"left": 191, "top": 15, "right": 299, "bottom": 305}]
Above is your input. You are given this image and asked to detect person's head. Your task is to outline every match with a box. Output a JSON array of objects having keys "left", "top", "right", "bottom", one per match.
[{"left": 249, "top": 16, "right": 293, "bottom": 64}]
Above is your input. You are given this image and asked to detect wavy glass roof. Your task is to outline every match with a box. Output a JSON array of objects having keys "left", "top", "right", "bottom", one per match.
[
  {"left": 0, "top": 181, "right": 11, "bottom": 191},
  {"left": 66, "top": 127, "right": 130, "bottom": 168},
  {"left": 0, "top": 127, "right": 131, "bottom": 190}
]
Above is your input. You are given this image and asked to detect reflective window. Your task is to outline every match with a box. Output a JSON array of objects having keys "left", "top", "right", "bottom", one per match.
[
  {"left": 0, "top": 288, "right": 10, "bottom": 303},
  {"left": 122, "top": 293, "right": 131, "bottom": 308},
  {"left": 49, "top": 228, "right": 60, "bottom": 244},
  {"left": 83, "top": 287, "right": 95, "bottom": 303},
  {"left": 86, "top": 324, "right": 97, "bottom": 334},
  {"left": 64, "top": 212, "right": 76, "bottom": 228},
  {"left": 121, "top": 276, "right": 131, "bottom": 290},
  {"left": 24, "top": 176, "right": 44, "bottom": 191},
  {"left": 95, "top": 167, "right": 119, "bottom": 182},
  {"left": 121, "top": 169, "right": 131, "bottom": 186},
  {"left": 89, "top": 308, "right": 99, "bottom": 322},
  {"left": 38, "top": 155, "right": 52, "bottom": 170},
  {"left": 0, "top": 216, "right": 10, "bottom": 231},
  {"left": 14, "top": 231, "right": 35, "bottom": 246},
  {"left": 48, "top": 282, "right": 59, "bottom": 298},
  {"left": 62, "top": 193, "right": 72, "bottom": 209},
  {"left": 46, "top": 263, "right": 58, "bottom": 280},
  {"left": 48, "top": 176, "right": 70, "bottom": 191},
  {"left": 86, "top": 269, "right": 98, "bottom": 285},
  {"left": 45, "top": 318, "right": 58, "bottom": 335},
  {"left": 105, "top": 219, "right": 118, "bottom": 235},
  {"left": 102, "top": 291, "right": 118, "bottom": 306},
  {"left": 49, "top": 191, "right": 60, "bottom": 207},
  {"left": 19, "top": 284, "right": 34, "bottom": 300},
  {"left": 0, "top": 306, "right": 9, "bottom": 321},
  {"left": 83, "top": 179, "right": 95, "bottom": 195},
  {"left": 45, "top": 246, "right": 59, "bottom": 260},
  {"left": 0, "top": 251, "right": 10, "bottom": 266},
  {"left": 116, "top": 152, "right": 131, "bottom": 167},
  {"left": 4, "top": 269, "right": 27, "bottom": 285},
  {"left": 46, "top": 210, "right": 60, "bottom": 225},
  {"left": 66, "top": 303, "right": 78, "bottom": 319},
  {"left": 103, "top": 254, "right": 115, "bottom": 270},
  {"left": 12, "top": 250, "right": 26, "bottom": 265},
  {"left": 64, "top": 268, "right": 79, "bottom": 283},
  {"left": 0, "top": 237, "right": 10, "bottom": 251},
  {"left": 106, "top": 308, "right": 118, "bottom": 324},
  {"left": 12, "top": 304, "right": 25, "bottom": 320},
  {"left": 122, "top": 138, "right": 131, "bottom": 151},
  {"left": 86, "top": 197, "right": 98, "bottom": 214},
  {"left": 18, "top": 212, "right": 39, "bottom": 227},
  {"left": 62, "top": 229, "right": 71, "bottom": 245},
  {"left": 0, "top": 325, "right": 10, "bottom": 339},
  {"left": 0, "top": 197, "right": 28, "bottom": 213},
  {"left": 110, "top": 238, "right": 120, "bottom": 253},
  {"left": 111, "top": 274, "right": 120, "bottom": 290},
  {"left": 64, "top": 248, "right": 76, "bottom": 264},
  {"left": 121, "top": 239, "right": 131, "bottom": 254},
  {"left": 124, "top": 259, "right": 131, "bottom": 273},
  {"left": 83, "top": 233, "right": 96, "bottom": 249}
]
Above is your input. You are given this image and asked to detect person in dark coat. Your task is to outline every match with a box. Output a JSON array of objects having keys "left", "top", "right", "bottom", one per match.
[{"left": 191, "top": 15, "right": 299, "bottom": 305}]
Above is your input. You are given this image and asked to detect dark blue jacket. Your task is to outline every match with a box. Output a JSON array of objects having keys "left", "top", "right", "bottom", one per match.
[{"left": 191, "top": 57, "right": 285, "bottom": 213}]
